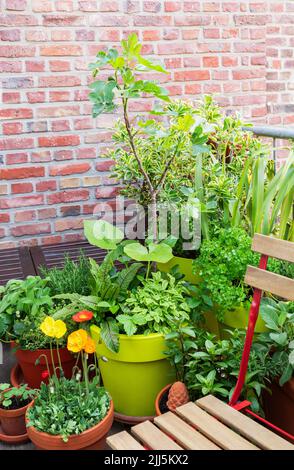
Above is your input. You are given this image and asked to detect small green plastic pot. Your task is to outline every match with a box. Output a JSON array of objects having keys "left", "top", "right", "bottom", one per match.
[
  {"left": 219, "top": 305, "right": 268, "bottom": 338},
  {"left": 90, "top": 325, "right": 175, "bottom": 419},
  {"left": 157, "top": 256, "right": 200, "bottom": 284}
]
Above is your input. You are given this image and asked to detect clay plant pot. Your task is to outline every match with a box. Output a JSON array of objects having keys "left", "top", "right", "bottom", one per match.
[
  {"left": 155, "top": 384, "right": 172, "bottom": 417},
  {"left": 12, "top": 344, "right": 76, "bottom": 389},
  {"left": 26, "top": 400, "right": 114, "bottom": 450},
  {"left": 0, "top": 388, "right": 32, "bottom": 437},
  {"left": 263, "top": 377, "right": 294, "bottom": 436}
]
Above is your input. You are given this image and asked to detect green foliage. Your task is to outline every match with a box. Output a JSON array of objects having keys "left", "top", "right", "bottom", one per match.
[
  {"left": 0, "top": 383, "right": 37, "bottom": 409},
  {"left": 26, "top": 379, "right": 110, "bottom": 442},
  {"left": 40, "top": 253, "right": 91, "bottom": 297},
  {"left": 123, "top": 241, "right": 173, "bottom": 263},
  {"left": 118, "top": 272, "right": 191, "bottom": 335},
  {"left": 193, "top": 227, "right": 259, "bottom": 316},
  {"left": 164, "top": 327, "right": 277, "bottom": 413},
  {"left": 0, "top": 276, "right": 53, "bottom": 343},
  {"left": 84, "top": 220, "right": 124, "bottom": 250},
  {"left": 260, "top": 298, "right": 294, "bottom": 386}
]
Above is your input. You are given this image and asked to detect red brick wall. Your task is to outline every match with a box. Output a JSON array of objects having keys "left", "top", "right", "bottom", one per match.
[{"left": 0, "top": 1, "right": 293, "bottom": 248}]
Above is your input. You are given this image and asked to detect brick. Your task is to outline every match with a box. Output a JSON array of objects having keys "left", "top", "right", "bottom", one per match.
[
  {"left": 32, "top": 0, "right": 53, "bottom": 11},
  {"left": 0, "top": 185, "right": 9, "bottom": 195},
  {"left": 0, "top": 61, "right": 22, "bottom": 73},
  {"left": 133, "top": 15, "right": 172, "bottom": 26},
  {"left": 5, "top": 152, "right": 28, "bottom": 164},
  {"left": 60, "top": 205, "right": 81, "bottom": 216},
  {"left": 25, "top": 30, "right": 49, "bottom": 41},
  {"left": 55, "top": 218, "right": 84, "bottom": 232},
  {"left": 39, "top": 135, "right": 80, "bottom": 147},
  {"left": 43, "top": 15, "right": 86, "bottom": 26},
  {"left": 143, "top": 30, "right": 161, "bottom": 41},
  {"left": 11, "top": 223, "right": 51, "bottom": 237},
  {"left": 6, "top": 0, "right": 27, "bottom": 10},
  {"left": 49, "top": 91, "right": 71, "bottom": 102},
  {"left": 183, "top": 2, "right": 200, "bottom": 11},
  {"left": 0, "top": 166, "right": 44, "bottom": 180},
  {"left": 25, "top": 61, "right": 45, "bottom": 72},
  {"left": 174, "top": 15, "right": 210, "bottom": 26},
  {"left": 2, "top": 92, "right": 21, "bottom": 103},
  {"left": 2, "top": 77, "right": 34, "bottom": 90},
  {"left": 49, "top": 60, "right": 71, "bottom": 72},
  {"left": 0, "top": 15, "right": 37, "bottom": 26},
  {"left": 53, "top": 150, "right": 73, "bottom": 161},
  {"left": 2, "top": 122, "right": 23, "bottom": 135},
  {"left": 95, "top": 186, "right": 120, "bottom": 198},
  {"left": 60, "top": 177, "right": 81, "bottom": 189},
  {"left": 76, "top": 148, "right": 97, "bottom": 159},
  {"left": 83, "top": 176, "right": 101, "bottom": 186},
  {"left": 0, "top": 137, "right": 34, "bottom": 151},
  {"left": 11, "top": 182, "right": 33, "bottom": 194},
  {"left": 0, "top": 194, "right": 44, "bottom": 209},
  {"left": 0, "top": 29, "right": 21, "bottom": 41},
  {"left": 37, "top": 106, "right": 79, "bottom": 118},
  {"left": 38, "top": 208, "right": 57, "bottom": 219},
  {"left": 165, "top": 1, "right": 181, "bottom": 11},
  {"left": 51, "top": 30, "right": 73, "bottom": 41},
  {"left": 0, "top": 214, "right": 10, "bottom": 223},
  {"left": 174, "top": 70, "right": 210, "bottom": 81},
  {"left": 78, "top": 1, "right": 99, "bottom": 11},
  {"left": 51, "top": 120, "right": 70, "bottom": 132},
  {"left": 24, "top": 95, "right": 44, "bottom": 110},
  {"left": 76, "top": 29, "right": 95, "bottom": 41},
  {"left": 36, "top": 180, "right": 57, "bottom": 192},
  {"left": 49, "top": 163, "right": 90, "bottom": 176},
  {"left": 47, "top": 189, "right": 89, "bottom": 204},
  {"left": 14, "top": 211, "right": 35, "bottom": 223},
  {"left": 39, "top": 76, "right": 81, "bottom": 87},
  {"left": 40, "top": 45, "right": 82, "bottom": 56},
  {"left": 203, "top": 56, "right": 219, "bottom": 67}
]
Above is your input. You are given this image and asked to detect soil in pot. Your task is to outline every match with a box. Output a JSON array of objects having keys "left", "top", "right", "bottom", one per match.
[{"left": 159, "top": 387, "right": 170, "bottom": 415}]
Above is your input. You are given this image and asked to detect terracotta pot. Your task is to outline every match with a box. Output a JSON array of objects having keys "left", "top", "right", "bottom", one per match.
[
  {"left": 26, "top": 400, "right": 114, "bottom": 450},
  {"left": 0, "top": 389, "right": 31, "bottom": 436},
  {"left": 263, "top": 377, "right": 294, "bottom": 435},
  {"left": 155, "top": 383, "right": 172, "bottom": 416},
  {"left": 12, "top": 344, "right": 76, "bottom": 389}
]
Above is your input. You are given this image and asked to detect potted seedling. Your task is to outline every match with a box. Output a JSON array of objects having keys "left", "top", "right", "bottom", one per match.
[
  {"left": 0, "top": 383, "right": 37, "bottom": 444},
  {"left": 26, "top": 316, "right": 113, "bottom": 450}
]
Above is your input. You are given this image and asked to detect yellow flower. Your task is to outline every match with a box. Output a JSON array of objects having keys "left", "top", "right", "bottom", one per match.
[
  {"left": 67, "top": 329, "right": 88, "bottom": 353},
  {"left": 84, "top": 336, "right": 96, "bottom": 354},
  {"left": 40, "top": 316, "right": 56, "bottom": 338},
  {"left": 54, "top": 320, "right": 67, "bottom": 339},
  {"left": 40, "top": 316, "right": 67, "bottom": 339}
]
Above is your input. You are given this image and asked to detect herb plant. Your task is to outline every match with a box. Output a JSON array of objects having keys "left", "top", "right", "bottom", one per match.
[
  {"left": 259, "top": 298, "right": 294, "bottom": 386},
  {"left": 165, "top": 327, "right": 278, "bottom": 412},
  {"left": 40, "top": 253, "right": 91, "bottom": 296},
  {"left": 0, "top": 383, "right": 37, "bottom": 409}
]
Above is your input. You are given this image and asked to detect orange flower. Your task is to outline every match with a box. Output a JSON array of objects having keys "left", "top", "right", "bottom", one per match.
[
  {"left": 72, "top": 310, "right": 93, "bottom": 323},
  {"left": 67, "top": 329, "right": 88, "bottom": 353},
  {"left": 84, "top": 336, "right": 96, "bottom": 354}
]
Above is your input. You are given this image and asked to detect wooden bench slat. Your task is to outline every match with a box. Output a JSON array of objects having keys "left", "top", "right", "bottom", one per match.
[
  {"left": 154, "top": 411, "right": 220, "bottom": 450},
  {"left": 197, "top": 395, "right": 294, "bottom": 450},
  {"left": 252, "top": 234, "right": 294, "bottom": 263},
  {"left": 106, "top": 431, "right": 145, "bottom": 450},
  {"left": 176, "top": 402, "right": 259, "bottom": 450},
  {"left": 245, "top": 266, "right": 294, "bottom": 301},
  {"left": 131, "top": 420, "right": 183, "bottom": 450}
]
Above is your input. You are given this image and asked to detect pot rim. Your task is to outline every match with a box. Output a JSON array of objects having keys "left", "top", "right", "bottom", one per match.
[
  {"left": 91, "top": 324, "right": 165, "bottom": 341},
  {"left": 155, "top": 383, "right": 172, "bottom": 416},
  {"left": 25, "top": 398, "right": 114, "bottom": 441}
]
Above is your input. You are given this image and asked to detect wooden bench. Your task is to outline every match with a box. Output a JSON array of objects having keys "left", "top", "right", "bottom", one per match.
[{"left": 106, "top": 395, "right": 294, "bottom": 450}]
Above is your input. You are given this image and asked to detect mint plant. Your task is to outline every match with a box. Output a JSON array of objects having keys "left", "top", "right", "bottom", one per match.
[{"left": 0, "top": 383, "right": 37, "bottom": 409}]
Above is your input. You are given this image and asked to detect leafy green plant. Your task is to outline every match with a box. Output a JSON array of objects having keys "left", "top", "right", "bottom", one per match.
[
  {"left": 0, "top": 276, "right": 53, "bottom": 343},
  {"left": 165, "top": 327, "right": 278, "bottom": 412},
  {"left": 84, "top": 220, "right": 124, "bottom": 250},
  {"left": 117, "top": 272, "right": 191, "bottom": 336},
  {"left": 0, "top": 383, "right": 37, "bottom": 409},
  {"left": 40, "top": 253, "right": 91, "bottom": 296},
  {"left": 27, "top": 379, "right": 110, "bottom": 443},
  {"left": 260, "top": 298, "right": 294, "bottom": 386},
  {"left": 89, "top": 34, "right": 209, "bottom": 241}
]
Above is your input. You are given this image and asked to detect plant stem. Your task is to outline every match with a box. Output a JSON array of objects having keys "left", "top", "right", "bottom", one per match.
[{"left": 82, "top": 351, "right": 89, "bottom": 396}]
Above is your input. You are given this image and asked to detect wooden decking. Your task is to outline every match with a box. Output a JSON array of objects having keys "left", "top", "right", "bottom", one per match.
[{"left": 107, "top": 395, "right": 294, "bottom": 451}]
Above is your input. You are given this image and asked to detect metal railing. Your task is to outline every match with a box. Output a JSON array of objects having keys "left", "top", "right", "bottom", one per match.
[{"left": 243, "top": 125, "right": 294, "bottom": 163}]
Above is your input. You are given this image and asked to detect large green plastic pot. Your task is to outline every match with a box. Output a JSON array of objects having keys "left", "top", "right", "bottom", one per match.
[
  {"left": 90, "top": 325, "right": 175, "bottom": 418},
  {"left": 219, "top": 305, "right": 268, "bottom": 339},
  {"left": 157, "top": 256, "right": 200, "bottom": 284}
]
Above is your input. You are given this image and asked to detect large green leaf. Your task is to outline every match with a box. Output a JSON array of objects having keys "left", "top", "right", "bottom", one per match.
[
  {"left": 123, "top": 242, "right": 173, "bottom": 263},
  {"left": 84, "top": 220, "right": 124, "bottom": 250},
  {"left": 100, "top": 319, "right": 119, "bottom": 353}
]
